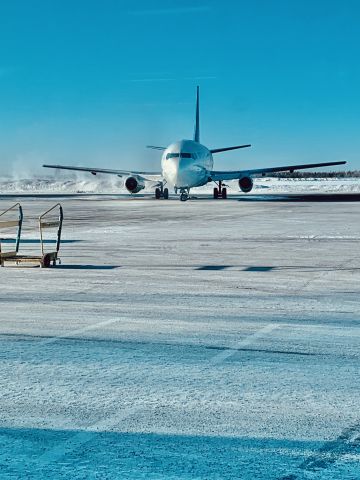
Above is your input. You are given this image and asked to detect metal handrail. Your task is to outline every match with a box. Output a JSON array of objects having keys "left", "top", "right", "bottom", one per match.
[
  {"left": 0, "top": 203, "right": 23, "bottom": 254},
  {"left": 0, "top": 202, "right": 22, "bottom": 218},
  {"left": 39, "top": 203, "right": 63, "bottom": 256}
]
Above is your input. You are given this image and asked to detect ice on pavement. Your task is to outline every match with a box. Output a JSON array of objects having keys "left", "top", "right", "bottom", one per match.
[{"left": 0, "top": 194, "right": 359, "bottom": 479}]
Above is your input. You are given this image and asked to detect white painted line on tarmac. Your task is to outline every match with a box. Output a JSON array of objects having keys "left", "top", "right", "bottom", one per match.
[
  {"left": 37, "top": 405, "right": 143, "bottom": 465},
  {"left": 39, "top": 317, "right": 125, "bottom": 346},
  {"left": 35, "top": 322, "right": 280, "bottom": 466},
  {"left": 211, "top": 323, "right": 279, "bottom": 364}
]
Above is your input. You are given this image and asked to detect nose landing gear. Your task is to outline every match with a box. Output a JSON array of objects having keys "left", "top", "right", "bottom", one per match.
[
  {"left": 177, "top": 188, "right": 190, "bottom": 201},
  {"left": 180, "top": 192, "right": 189, "bottom": 202}
]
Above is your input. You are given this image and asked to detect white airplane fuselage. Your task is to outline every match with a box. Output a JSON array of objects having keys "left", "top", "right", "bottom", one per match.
[{"left": 161, "top": 139, "right": 213, "bottom": 190}]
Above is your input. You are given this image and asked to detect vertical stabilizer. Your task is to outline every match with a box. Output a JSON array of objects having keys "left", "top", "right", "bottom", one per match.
[{"left": 193, "top": 86, "right": 200, "bottom": 143}]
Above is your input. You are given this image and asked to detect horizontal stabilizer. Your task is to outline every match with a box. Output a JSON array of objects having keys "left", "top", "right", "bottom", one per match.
[
  {"left": 211, "top": 144, "right": 251, "bottom": 154},
  {"left": 146, "top": 145, "right": 166, "bottom": 151}
]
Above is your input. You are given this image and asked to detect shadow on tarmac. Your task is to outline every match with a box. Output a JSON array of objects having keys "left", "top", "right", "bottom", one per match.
[
  {"left": 236, "top": 193, "right": 360, "bottom": 202},
  {"left": 195, "top": 265, "right": 360, "bottom": 272},
  {"left": 0, "top": 426, "right": 355, "bottom": 479},
  {"left": 56, "top": 265, "right": 120, "bottom": 270},
  {"left": 1, "top": 192, "right": 360, "bottom": 202},
  {"left": 1, "top": 239, "right": 81, "bottom": 244}
]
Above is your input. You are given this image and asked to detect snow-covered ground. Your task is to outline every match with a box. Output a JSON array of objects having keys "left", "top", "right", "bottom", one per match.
[
  {"left": 1, "top": 174, "right": 360, "bottom": 194},
  {"left": 0, "top": 195, "right": 359, "bottom": 479}
]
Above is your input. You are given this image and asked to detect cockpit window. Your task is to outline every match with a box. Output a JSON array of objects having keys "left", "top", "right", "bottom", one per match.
[{"left": 166, "top": 152, "right": 192, "bottom": 159}]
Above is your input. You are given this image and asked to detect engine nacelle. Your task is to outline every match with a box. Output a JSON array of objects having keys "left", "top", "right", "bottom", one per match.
[
  {"left": 238, "top": 176, "right": 253, "bottom": 193},
  {"left": 125, "top": 176, "right": 145, "bottom": 194}
]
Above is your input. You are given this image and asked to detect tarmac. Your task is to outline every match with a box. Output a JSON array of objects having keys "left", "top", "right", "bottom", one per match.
[{"left": 0, "top": 193, "right": 359, "bottom": 479}]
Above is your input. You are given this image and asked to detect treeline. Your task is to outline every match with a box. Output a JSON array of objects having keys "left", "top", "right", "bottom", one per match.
[{"left": 271, "top": 170, "right": 360, "bottom": 179}]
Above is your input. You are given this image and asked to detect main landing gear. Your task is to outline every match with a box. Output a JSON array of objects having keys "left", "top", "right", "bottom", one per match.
[
  {"left": 155, "top": 184, "right": 169, "bottom": 200},
  {"left": 213, "top": 180, "right": 227, "bottom": 199}
]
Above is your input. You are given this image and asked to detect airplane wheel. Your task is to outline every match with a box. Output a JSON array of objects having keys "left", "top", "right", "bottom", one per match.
[
  {"left": 155, "top": 188, "right": 161, "bottom": 199},
  {"left": 221, "top": 187, "right": 227, "bottom": 199},
  {"left": 41, "top": 254, "right": 51, "bottom": 268},
  {"left": 180, "top": 192, "right": 188, "bottom": 202},
  {"left": 213, "top": 187, "right": 219, "bottom": 199},
  {"left": 163, "top": 188, "right": 169, "bottom": 199}
]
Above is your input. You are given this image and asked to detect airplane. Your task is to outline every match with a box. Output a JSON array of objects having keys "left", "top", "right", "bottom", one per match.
[{"left": 43, "top": 87, "right": 346, "bottom": 201}]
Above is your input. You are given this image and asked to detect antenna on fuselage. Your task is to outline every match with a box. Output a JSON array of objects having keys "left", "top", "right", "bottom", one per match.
[{"left": 193, "top": 86, "right": 200, "bottom": 143}]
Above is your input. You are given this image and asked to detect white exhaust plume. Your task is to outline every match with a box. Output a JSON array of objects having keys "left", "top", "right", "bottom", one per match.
[{"left": 2, "top": 170, "right": 126, "bottom": 194}]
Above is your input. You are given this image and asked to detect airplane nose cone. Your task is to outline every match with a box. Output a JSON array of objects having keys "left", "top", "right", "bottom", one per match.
[
  {"left": 175, "top": 160, "right": 196, "bottom": 187},
  {"left": 164, "top": 158, "right": 180, "bottom": 186},
  {"left": 164, "top": 157, "right": 205, "bottom": 189}
]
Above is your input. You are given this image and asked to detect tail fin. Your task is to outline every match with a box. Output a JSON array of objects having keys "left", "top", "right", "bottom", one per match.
[{"left": 193, "top": 86, "right": 200, "bottom": 143}]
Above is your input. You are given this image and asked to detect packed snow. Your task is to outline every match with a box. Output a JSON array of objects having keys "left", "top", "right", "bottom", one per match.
[
  {"left": 1, "top": 173, "right": 360, "bottom": 194},
  {"left": 0, "top": 194, "right": 359, "bottom": 479}
]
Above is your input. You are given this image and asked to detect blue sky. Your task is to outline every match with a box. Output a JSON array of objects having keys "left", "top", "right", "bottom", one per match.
[{"left": 0, "top": 0, "right": 359, "bottom": 174}]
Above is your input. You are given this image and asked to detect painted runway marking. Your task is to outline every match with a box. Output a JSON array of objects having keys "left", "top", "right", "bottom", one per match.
[
  {"left": 211, "top": 323, "right": 279, "bottom": 364},
  {"left": 0, "top": 318, "right": 129, "bottom": 386},
  {"left": 33, "top": 322, "right": 280, "bottom": 466},
  {"left": 39, "top": 317, "right": 126, "bottom": 346},
  {"left": 37, "top": 405, "right": 143, "bottom": 465}
]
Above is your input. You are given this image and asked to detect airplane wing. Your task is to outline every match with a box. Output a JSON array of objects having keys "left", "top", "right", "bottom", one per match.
[
  {"left": 210, "top": 144, "right": 251, "bottom": 154},
  {"left": 43, "top": 164, "right": 162, "bottom": 181},
  {"left": 209, "top": 161, "right": 347, "bottom": 181}
]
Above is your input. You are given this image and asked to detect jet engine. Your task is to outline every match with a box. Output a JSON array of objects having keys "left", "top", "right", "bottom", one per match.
[
  {"left": 238, "top": 176, "right": 253, "bottom": 193},
  {"left": 125, "top": 176, "right": 145, "bottom": 194}
]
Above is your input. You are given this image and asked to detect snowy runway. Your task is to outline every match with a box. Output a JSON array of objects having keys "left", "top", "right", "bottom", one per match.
[{"left": 0, "top": 194, "right": 359, "bottom": 479}]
